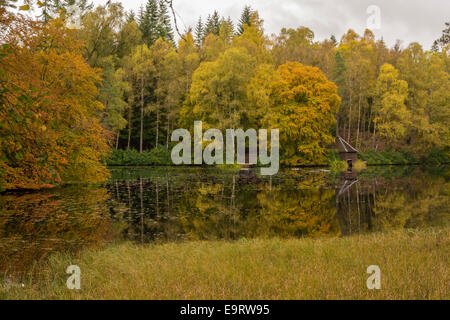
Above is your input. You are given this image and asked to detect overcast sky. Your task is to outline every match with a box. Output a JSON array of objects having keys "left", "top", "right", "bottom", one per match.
[{"left": 93, "top": 0, "right": 448, "bottom": 50}]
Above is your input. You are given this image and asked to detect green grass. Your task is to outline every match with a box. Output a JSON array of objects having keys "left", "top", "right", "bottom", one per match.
[{"left": 2, "top": 229, "right": 448, "bottom": 300}]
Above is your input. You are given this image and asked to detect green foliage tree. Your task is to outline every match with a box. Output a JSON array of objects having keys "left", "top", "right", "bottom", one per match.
[
  {"left": 157, "top": 0, "right": 174, "bottom": 42},
  {"left": 194, "top": 17, "right": 203, "bottom": 47},
  {"left": 204, "top": 11, "right": 221, "bottom": 37},
  {"left": 432, "top": 22, "right": 450, "bottom": 52},
  {"left": 139, "top": 0, "right": 159, "bottom": 46}
]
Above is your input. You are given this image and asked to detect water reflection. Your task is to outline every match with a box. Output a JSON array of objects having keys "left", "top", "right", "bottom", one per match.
[
  {"left": 0, "top": 187, "right": 114, "bottom": 276},
  {"left": 335, "top": 167, "right": 449, "bottom": 235},
  {"left": 0, "top": 166, "right": 448, "bottom": 275},
  {"left": 107, "top": 166, "right": 448, "bottom": 242}
]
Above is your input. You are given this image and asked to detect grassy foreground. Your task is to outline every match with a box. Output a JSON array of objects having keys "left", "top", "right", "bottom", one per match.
[{"left": 2, "top": 229, "right": 449, "bottom": 300}]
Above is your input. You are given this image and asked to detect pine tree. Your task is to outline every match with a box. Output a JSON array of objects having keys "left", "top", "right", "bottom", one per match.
[
  {"left": 204, "top": 11, "right": 221, "bottom": 36},
  {"left": 237, "top": 5, "right": 253, "bottom": 35},
  {"left": 194, "top": 17, "right": 204, "bottom": 46},
  {"left": 204, "top": 14, "right": 213, "bottom": 36},
  {"left": 157, "top": 0, "right": 174, "bottom": 42},
  {"left": 0, "top": 0, "right": 18, "bottom": 8},
  {"left": 126, "top": 10, "right": 136, "bottom": 23},
  {"left": 432, "top": 22, "right": 450, "bottom": 52},
  {"left": 225, "top": 16, "right": 234, "bottom": 35},
  {"left": 139, "top": 0, "right": 159, "bottom": 45},
  {"left": 330, "top": 35, "right": 337, "bottom": 46}
]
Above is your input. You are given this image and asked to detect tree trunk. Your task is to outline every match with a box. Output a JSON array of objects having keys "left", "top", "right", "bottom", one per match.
[
  {"left": 127, "top": 107, "right": 132, "bottom": 150},
  {"left": 140, "top": 75, "right": 144, "bottom": 154},
  {"left": 115, "top": 131, "right": 120, "bottom": 150},
  {"left": 347, "top": 81, "right": 353, "bottom": 142},
  {"left": 166, "top": 117, "right": 170, "bottom": 150},
  {"left": 336, "top": 115, "right": 339, "bottom": 137},
  {"left": 372, "top": 118, "right": 377, "bottom": 148},
  {"left": 155, "top": 104, "right": 159, "bottom": 148},
  {"left": 356, "top": 87, "right": 362, "bottom": 148}
]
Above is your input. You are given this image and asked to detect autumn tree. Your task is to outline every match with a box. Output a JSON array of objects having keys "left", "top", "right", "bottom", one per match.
[
  {"left": 123, "top": 44, "right": 154, "bottom": 153},
  {"left": 182, "top": 47, "right": 256, "bottom": 130},
  {"left": 78, "top": 2, "right": 129, "bottom": 147},
  {"left": 373, "top": 64, "right": 410, "bottom": 146},
  {"left": 334, "top": 30, "right": 377, "bottom": 147},
  {"left": 268, "top": 62, "right": 341, "bottom": 165},
  {"left": 272, "top": 27, "right": 316, "bottom": 67},
  {"left": 0, "top": 11, "right": 110, "bottom": 190},
  {"left": 395, "top": 43, "right": 450, "bottom": 156},
  {"left": 150, "top": 38, "right": 176, "bottom": 147}
]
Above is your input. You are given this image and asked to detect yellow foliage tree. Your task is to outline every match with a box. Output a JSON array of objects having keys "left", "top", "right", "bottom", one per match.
[
  {"left": 268, "top": 62, "right": 341, "bottom": 165},
  {"left": 373, "top": 64, "right": 411, "bottom": 144}
]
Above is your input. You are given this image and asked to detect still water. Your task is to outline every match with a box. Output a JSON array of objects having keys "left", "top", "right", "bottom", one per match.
[{"left": 1, "top": 166, "right": 449, "bottom": 276}]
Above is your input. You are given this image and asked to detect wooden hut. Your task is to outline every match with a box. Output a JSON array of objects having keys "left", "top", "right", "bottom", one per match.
[{"left": 336, "top": 136, "right": 358, "bottom": 169}]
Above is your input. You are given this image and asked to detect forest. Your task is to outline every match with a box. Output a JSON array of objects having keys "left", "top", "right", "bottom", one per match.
[{"left": 0, "top": 0, "right": 449, "bottom": 190}]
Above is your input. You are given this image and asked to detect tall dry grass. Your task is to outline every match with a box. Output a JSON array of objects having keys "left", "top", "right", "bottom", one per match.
[{"left": 2, "top": 228, "right": 448, "bottom": 300}]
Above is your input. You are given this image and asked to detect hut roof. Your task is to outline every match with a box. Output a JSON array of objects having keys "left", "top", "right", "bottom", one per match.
[{"left": 336, "top": 136, "right": 358, "bottom": 153}]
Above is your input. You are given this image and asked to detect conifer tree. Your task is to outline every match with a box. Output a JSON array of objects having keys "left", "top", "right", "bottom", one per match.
[
  {"left": 194, "top": 16, "right": 204, "bottom": 46},
  {"left": 237, "top": 5, "right": 253, "bottom": 35},
  {"left": 432, "top": 22, "right": 450, "bottom": 52},
  {"left": 0, "top": 0, "right": 18, "bottom": 8},
  {"left": 157, "top": 0, "right": 174, "bottom": 42},
  {"left": 225, "top": 16, "right": 234, "bottom": 35},
  {"left": 204, "top": 10, "right": 221, "bottom": 36},
  {"left": 139, "top": 0, "right": 159, "bottom": 45},
  {"left": 330, "top": 35, "right": 337, "bottom": 46},
  {"left": 126, "top": 10, "right": 136, "bottom": 23}
]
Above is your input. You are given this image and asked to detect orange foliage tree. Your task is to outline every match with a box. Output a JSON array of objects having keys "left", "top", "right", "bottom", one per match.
[{"left": 0, "top": 9, "right": 111, "bottom": 191}]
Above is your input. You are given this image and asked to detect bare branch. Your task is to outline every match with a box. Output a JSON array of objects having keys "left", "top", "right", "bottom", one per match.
[{"left": 163, "top": 0, "right": 186, "bottom": 42}]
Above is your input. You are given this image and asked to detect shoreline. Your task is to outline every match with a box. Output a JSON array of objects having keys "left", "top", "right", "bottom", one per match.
[{"left": 1, "top": 163, "right": 449, "bottom": 194}]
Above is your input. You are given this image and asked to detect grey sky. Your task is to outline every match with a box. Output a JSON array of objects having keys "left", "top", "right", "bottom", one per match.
[{"left": 93, "top": 0, "right": 448, "bottom": 50}]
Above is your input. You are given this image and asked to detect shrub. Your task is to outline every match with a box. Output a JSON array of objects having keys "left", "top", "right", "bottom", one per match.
[
  {"left": 354, "top": 160, "right": 367, "bottom": 171},
  {"left": 327, "top": 150, "right": 348, "bottom": 172},
  {"left": 422, "top": 149, "right": 450, "bottom": 165},
  {"left": 107, "top": 147, "right": 173, "bottom": 166},
  {"left": 359, "top": 149, "right": 418, "bottom": 165}
]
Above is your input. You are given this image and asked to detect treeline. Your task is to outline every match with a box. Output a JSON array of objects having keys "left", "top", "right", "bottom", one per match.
[
  {"left": 0, "top": 0, "right": 449, "bottom": 190},
  {"left": 95, "top": 1, "right": 449, "bottom": 163}
]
